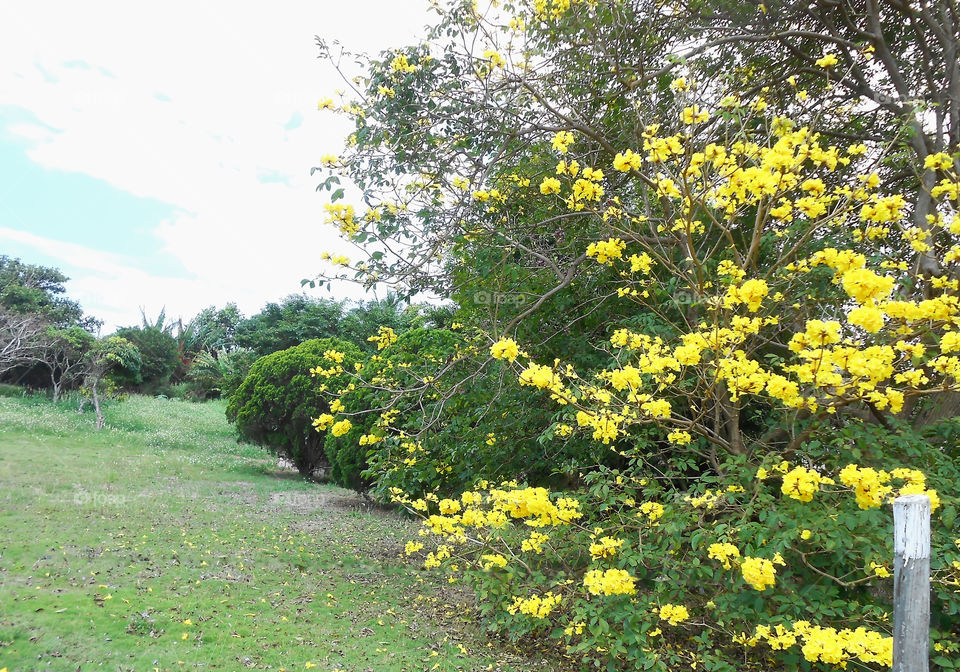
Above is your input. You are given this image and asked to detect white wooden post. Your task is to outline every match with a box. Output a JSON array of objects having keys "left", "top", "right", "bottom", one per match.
[{"left": 893, "top": 494, "right": 930, "bottom": 672}]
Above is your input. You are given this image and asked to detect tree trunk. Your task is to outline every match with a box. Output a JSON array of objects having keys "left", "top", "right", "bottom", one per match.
[
  {"left": 92, "top": 380, "right": 104, "bottom": 429},
  {"left": 913, "top": 391, "right": 960, "bottom": 429},
  {"left": 50, "top": 369, "right": 61, "bottom": 403}
]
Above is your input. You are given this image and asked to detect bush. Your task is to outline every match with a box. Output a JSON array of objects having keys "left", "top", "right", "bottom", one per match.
[
  {"left": 320, "top": 327, "right": 618, "bottom": 497},
  {"left": 225, "top": 338, "right": 363, "bottom": 476},
  {"left": 396, "top": 428, "right": 960, "bottom": 671}
]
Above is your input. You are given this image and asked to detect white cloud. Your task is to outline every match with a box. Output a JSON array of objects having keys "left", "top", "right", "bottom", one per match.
[
  {"left": 0, "top": 226, "right": 201, "bottom": 331},
  {"left": 0, "top": 0, "right": 434, "bottom": 330}
]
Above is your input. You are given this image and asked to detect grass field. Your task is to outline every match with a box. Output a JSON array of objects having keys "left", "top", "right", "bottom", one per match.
[{"left": 0, "top": 394, "right": 547, "bottom": 672}]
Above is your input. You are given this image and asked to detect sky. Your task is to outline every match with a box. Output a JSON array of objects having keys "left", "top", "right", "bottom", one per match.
[{"left": 0, "top": 1, "right": 434, "bottom": 332}]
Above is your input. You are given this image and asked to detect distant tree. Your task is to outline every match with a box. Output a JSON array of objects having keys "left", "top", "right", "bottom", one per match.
[
  {"left": 184, "top": 347, "right": 256, "bottom": 400},
  {"left": 0, "top": 309, "right": 48, "bottom": 376},
  {"left": 79, "top": 337, "right": 141, "bottom": 429},
  {"left": 0, "top": 257, "right": 99, "bottom": 394},
  {"left": 339, "top": 294, "right": 425, "bottom": 352},
  {"left": 113, "top": 324, "right": 179, "bottom": 394},
  {"left": 235, "top": 295, "right": 344, "bottom": 357},
  {"left": 0, "top": 256, "right": 97, "bottom": 329},
  {"left": 217, "top": 348, "right": 259, "bottom": 399},
  {"left": 188, "top": 304, "right": 243, "bottom": 354},
  {"left": 34, "top": 326, "right": 95, "bottom": 401}
]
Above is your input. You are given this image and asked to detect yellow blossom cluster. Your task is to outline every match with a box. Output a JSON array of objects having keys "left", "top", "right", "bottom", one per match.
[
  {"left": 723, "top": 278, "right": 769, "bottom": 312},
  {"left": 638, "top": 501, "right": 664, "bottom": 523},
  {"left": 707, "top": 543, "right": 740, "bottom": 570},
  {"left": 480, "top": 553, "right": 508, "bottom": 570},
  {"left": 508, "top": 591, "right": 562, "bottom": 618},
  {"left": 521, "top": 530, "right": 550, "bottom": 553},
  {"left": 330, "top": 419, "right": 352, "bottom": 437},
  {"left": 565, "top": 168, "right": 605, "bottom": 210},
  {"left": 658, "top": 603, "right": 691, "bottom": 625},
  {"left": 838, "top": 464, "right": 939, "bottom": 510},
  {"left": 491, "top": 486, "right": 582, "bottom": 526},
  {"left": 586, "top": 237, "right": 625, "bottom": 264},
  {"left": 392, "top": 482, "right": 582, "bottom": 566},
  {"left": 367, "top": 326, "right": 398, "bottom": 351},
  {"left": 323, "top": 203, "right": 358, "bottom": 236},
  {"left": 490, "top": 337, "right": 520, "bottom": 362},
  {"left": 740, "top": 555, "right": 783, "bottom": 591},
  {"left": 780, "top": 466, "right": 833, "bottom": 502},
  {"left": 588, "top": 536, "right": 623, "bottom": 559},
  {"left": 539, "top": 176, "right": 561, "bottom": 194},
  {"left": 747, "top": 621, "right": 893, "bottom": 667},
  {"left": 583, "top": 568, "right": 637, "bottom": 596},
  {"left": 552, "top": 130, "right": 574, "bottom": 153},
  {"left": 613, "top": 149, "right": 643, "bottom": 171},
  {"left": 389, "top": 53, "right": 418, "bottom": 73}
]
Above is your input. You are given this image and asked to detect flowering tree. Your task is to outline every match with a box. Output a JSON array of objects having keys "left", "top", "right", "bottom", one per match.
[{"left": 311, "top": 1, "right": 960, "bottom": 669}]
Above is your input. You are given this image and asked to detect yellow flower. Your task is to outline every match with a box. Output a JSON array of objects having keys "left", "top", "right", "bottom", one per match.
[
  {"left": 658, "top": 603, "right": 690, "bottom": 625},
  {"left": 367, "top": 326, "right": 398, "bottom": 350},
  {"left": 924, "top": 152, "right": 954, "bottom": 171},
  {"left": 589, "top": 536, "right": 624, "bottom": 559},
  {"left": 331, "top": 419, "right": 352, "bottom": 437},
  {"left": 519, "top": 363, "right": 558, "bottom": 389},
  {"left": 841, "top": 268, "right": 894, "bottom": 304},
  {"left": 726, "top": 278, "right": 769, "bottom": 312},
  {"left": 741, "top": 556, "right": 777, "bottom": 590},
  {"left": 941, "top": 331, "right": 960, "bottom": 353},
  {"left": 816, "top": 52, "right": 839, "bottom": 68},
  {"left": 639, "top": 501, "right": 664, "bottom": 523},
  {"left": 552, "top": 130, "right": 574, "bottom": 153},
  {"left": 613, "top": 149, "right": 643, "bottom": 171},
  {"left": 681, "top": 105, "right": 709, "bottom": 125},
  {"left": 848, "top": 305, "right": 885, "bottom": 333},
  {"left": 507, "top": 591, "right": 562, "bottom": 619},
  {"left": 480, "top": 553, "right": 508, "bottom": 570},
  {"left": 539, "top": 176, "right": 562, "bottom": 194},
  {"left": 780, "top": 466, "right": 824, "bottom": 502},
  {"left": 490, "top": 338, "right": 520, "bottom": 362},
  {"left": 586, "top": 238, "right": 626, "bottom": 265},
  {"left": 583, "top": 568, "right": 637, "bottom": 596},
  {"left": 390, "top": 53, "right": 417, "bottom": 73},
  {"left": 707, "top": 542, "right": 740, "bottom": 570}
]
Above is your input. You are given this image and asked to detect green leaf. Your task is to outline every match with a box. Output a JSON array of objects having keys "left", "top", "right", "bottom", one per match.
[{"left": 940, "top": 505, "right": 956, "bottom": 529}]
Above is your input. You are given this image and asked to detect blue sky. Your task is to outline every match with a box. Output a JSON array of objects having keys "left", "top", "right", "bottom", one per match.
[
  {"left": 0, "top": 1, "right": 431, "bottom": 331},
  {"left": 0, "top": 117, "right": 182, "bottom": 277}
]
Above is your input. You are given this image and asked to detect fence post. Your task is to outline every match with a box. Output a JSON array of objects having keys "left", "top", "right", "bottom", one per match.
[{"left": 893, "top": 494, "right": 930, "bottom": 672}]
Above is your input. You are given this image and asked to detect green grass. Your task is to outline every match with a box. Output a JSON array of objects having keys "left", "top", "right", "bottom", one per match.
[{"left": 0, "top": 395, "right": 542, "bottom": 672}]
